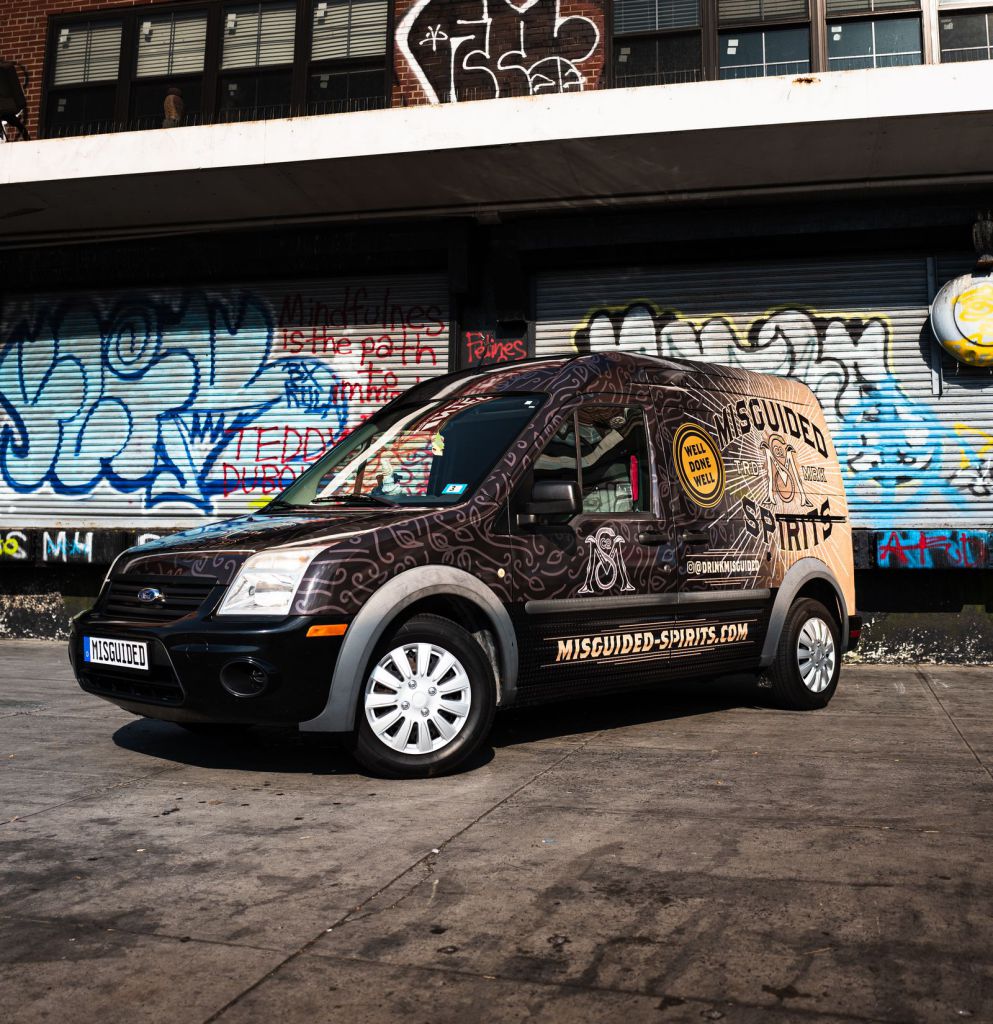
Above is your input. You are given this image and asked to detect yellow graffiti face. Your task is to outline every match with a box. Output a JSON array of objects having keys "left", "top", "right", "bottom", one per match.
[{"left": 673, "top": 423, "right": 725, "bottom": 508}]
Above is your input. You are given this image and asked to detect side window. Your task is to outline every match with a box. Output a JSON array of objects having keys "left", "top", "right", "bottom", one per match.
[
  {"left": 577, "top": 406, "right": 650, "bottom": 514},
  {"left": 532, "top": 414, "right": 580, "bottom": 487}
]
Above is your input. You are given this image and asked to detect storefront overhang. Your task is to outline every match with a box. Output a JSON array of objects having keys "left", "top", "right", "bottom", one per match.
[{"left": 1, "top": 61, "right": 992, "bottom": 247}]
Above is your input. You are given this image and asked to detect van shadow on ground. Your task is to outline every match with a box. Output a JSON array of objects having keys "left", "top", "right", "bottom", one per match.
[{"left": 111, "top": 674, "right": 766, "bottom": 778}]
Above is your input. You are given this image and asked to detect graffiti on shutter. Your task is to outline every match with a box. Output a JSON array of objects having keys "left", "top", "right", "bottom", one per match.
[
  {"left": 536, "top": 259, "right": 993, "bottom": 530},
  {"left": 0, "top": 277, "right": 448, "bottom": 529}
]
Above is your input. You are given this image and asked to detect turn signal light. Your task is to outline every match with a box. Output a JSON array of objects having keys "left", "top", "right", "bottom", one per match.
[{"left": 307, "top": 624, "right": 348, "bottom": 638}]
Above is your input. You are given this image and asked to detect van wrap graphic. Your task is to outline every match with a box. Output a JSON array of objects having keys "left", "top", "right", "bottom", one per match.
[
  {"left": 108, "top": 353, "right": 853, "bottom": 638},
  {"left": 655, "top": 365, "right": 855, "bottom": 617}
]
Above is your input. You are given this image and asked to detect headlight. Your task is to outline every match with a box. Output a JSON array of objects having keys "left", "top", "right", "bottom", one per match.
[{"left": 216, "top": 546, "right": 325, "bottom": 617}]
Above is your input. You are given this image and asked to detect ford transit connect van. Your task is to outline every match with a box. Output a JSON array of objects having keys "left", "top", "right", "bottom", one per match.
[{"left": 71, "top": 353, "right": 859, "bottom": 777}]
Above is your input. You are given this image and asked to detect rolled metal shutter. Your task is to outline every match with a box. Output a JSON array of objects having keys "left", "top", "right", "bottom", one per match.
[
  {"left": 537, "top": 256, "right": 992, "bottom": 529},
  {"left": 0, "top": 275, "right": 449, "bottom": 529}
]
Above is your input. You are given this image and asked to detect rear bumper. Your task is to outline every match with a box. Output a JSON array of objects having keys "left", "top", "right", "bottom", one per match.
[{"left": 69, "top": 611, "right": 347, "bottom": 725}]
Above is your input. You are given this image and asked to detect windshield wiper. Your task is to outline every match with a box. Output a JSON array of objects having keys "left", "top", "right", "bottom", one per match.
[
  {"left": 310, "top": 493, "right": 395, "bottom": 508},
  {"left": 259, "top": 499, "right": 334, "bottom": 514}
]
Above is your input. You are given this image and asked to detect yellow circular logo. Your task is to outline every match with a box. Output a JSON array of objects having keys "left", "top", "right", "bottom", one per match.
[{"left": 673, "top": 423, "right": 725, "bottom": 508}]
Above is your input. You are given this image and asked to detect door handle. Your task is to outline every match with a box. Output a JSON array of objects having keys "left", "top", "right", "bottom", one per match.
[
  {"left": 679, "top": 530, "right": 710, "bottom": 547},
  {"left": 638, "top": 530, "right": 668, "bottom": 546}
]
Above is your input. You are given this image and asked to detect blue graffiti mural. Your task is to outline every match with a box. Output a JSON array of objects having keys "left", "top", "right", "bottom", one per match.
[
  {"left": 572, "top": 303, "right": 983, "bottom": 525},
  {"left": 0, "top": 290, "right": 350, "bottom": 514}
]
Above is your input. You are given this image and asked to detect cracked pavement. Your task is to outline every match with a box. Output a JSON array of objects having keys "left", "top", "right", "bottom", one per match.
[{"left": 2, "top": 640, "right": 992, "bottom": 1023}]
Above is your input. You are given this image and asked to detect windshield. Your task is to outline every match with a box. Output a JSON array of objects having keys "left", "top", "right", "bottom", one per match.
[{"left": 271, "top": 394, "right": 544, "bottom": 508}]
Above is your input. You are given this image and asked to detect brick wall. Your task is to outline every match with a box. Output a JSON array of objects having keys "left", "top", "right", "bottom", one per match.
[
  {"left": 0, "top": 0, "right": 177, "bottom": 138},
  {"left": 392, "top": 0, "right": 606, "bottom": 107}
]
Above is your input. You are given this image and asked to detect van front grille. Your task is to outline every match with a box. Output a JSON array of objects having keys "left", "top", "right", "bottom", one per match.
[{"left": 102, "top": 578, "right": 218, "bottom": 622}]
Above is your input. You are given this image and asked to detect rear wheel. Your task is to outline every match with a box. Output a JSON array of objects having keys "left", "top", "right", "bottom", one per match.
[
  {"left": 351, "top": 614, "right": 496, "bottom": 779},
  {"left": 766, "top": 598, "right": 841, "bottom": 710}
]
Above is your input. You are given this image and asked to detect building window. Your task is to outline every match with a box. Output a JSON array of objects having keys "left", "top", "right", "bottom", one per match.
[
  {"left": 616, "top": 0, "right": 701, "bottom": 32},
  {"left": 612, "top": 0, "right": 703, "bottom": 87},
  {"left": 52, "top": 20, "right": 123, "bottom": 86},
  {"left": 136, "top": 12, "right": 208, "bottom": 77},
  {"left": 47, "top": 20, "right": 122, "bottom": 136},
  {"left": 614, "top": 33, "right": 703, "bottom": 85},
  {"left": 825, "top": 0, "right": 918, "bottom": 12},
  {"left": 311, "top": 0, "right": 387, "bottom": 59},
  {"left": 719, "top": 26, "right": 811, "bottom": 77},
  {"left": 939, "top": 10, "right": 993, "bottom": 62},
  {"left": 220, "top": 1, "right": 298, "bottom": 119},
  {"left": 132, "top": 11, "right": 208, "bottom": 128},
  {"left": 827, "top": 16, "right": 923, "bottom": 69},
  {"left": 308, "top": 0, "right": 388, "bottom": 112},
  {"left": 719, "top": 0, "right": 809, "bottom": 22},
  {"left": 44, "top": 0, "right": 394, "bottom": 137}
]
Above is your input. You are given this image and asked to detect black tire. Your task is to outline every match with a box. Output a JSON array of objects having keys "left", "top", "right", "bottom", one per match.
[
  {"left": 351, "top": 613, "right": 497, "bottom": 779},
  {"left": 766, "top": 598, "right": 841, "bottom": 710}
]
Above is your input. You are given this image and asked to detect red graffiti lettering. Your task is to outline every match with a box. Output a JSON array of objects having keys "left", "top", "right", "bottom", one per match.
[
  {"left": 278, "top": 287, "right": 445, "bottom": 337},
  {"left": 464, "top": 331, "right": 528, "bottom": 367}
]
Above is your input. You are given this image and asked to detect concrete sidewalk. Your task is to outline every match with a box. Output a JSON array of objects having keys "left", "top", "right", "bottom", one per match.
[{"left": 1, "top": 641, "right": 991, "bottom": 1023}]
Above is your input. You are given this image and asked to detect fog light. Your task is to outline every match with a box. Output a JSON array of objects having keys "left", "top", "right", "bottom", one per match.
[{"left": 220, "top": 659, "right": 273, "bottom": 698}]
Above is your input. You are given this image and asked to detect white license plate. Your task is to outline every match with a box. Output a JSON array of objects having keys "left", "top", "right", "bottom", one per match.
[{"left": 83, "top": 636, "right": 149, "bottom": 672}]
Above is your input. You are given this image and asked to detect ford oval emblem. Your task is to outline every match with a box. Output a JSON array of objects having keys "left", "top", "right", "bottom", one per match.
[{"left": 137, "top": 587, "right": 164, "bottom": 604}]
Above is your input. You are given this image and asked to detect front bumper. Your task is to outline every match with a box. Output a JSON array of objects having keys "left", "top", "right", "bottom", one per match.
[{"left": 70, "top": 609, "right": 347, "bottom": 726}]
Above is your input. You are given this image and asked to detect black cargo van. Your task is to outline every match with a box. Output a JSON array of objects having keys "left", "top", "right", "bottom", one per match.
[{"left": 71, "top": 353, "right": 859, "bottom": 777}]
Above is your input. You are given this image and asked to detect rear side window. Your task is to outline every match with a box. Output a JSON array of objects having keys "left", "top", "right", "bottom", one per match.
[
  {"left": 532, "top": 405, "right": 651, "bottom": 514},
  {"left": 578, "top": 406, "right": 650, "bottom": 514}
]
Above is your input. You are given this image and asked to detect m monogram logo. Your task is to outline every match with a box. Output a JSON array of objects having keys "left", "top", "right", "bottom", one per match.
[{"left": 578, "top": 526, "right": 635, "bottom": 595}]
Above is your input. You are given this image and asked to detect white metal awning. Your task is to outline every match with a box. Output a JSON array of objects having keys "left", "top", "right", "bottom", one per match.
[{"left": 1, "top": 61, "right": 992, "bottom": 245}]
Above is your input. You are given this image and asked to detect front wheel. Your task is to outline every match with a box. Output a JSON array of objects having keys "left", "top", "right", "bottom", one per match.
[
  {"left": 766, "top": 598, "right": 841, "bottom": 710},
  {"left": 351, "top": 614, "right": 497, "bottom": 779}
]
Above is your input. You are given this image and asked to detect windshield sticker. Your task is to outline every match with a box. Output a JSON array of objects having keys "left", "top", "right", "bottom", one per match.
[
  {"left": 442, "top": 483, "right": 467, "bottom": 495},
  {"left": 673, "top": 423, "right": 725, "bottom": 508},
  {"left": 431, "top": 432, "right": 445, "bottom": 456}
]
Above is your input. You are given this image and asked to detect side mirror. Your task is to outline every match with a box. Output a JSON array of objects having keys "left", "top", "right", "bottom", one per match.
[{"left": 517, "top": 480, "right": 581, "bottom": 527}]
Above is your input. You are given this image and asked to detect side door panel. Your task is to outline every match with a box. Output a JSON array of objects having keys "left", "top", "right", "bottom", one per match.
[
  {"left": 654, "top": 383, "right": 770, "bottom": 676},
  {"left": 510, "top": 395, "right": 678, "bottom": 704}
]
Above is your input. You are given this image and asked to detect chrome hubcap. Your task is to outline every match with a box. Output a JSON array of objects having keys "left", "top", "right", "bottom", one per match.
[
  {"left": 797, "top": 616, "right": 836, "bottom": 693},
  {"left": 364, "top": 642, "right": 472, "bottom": 754}
]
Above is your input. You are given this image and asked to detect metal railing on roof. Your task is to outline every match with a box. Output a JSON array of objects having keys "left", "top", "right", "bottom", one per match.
[{"left": 36, "top": 94, "right": 388, "bottom": 141}]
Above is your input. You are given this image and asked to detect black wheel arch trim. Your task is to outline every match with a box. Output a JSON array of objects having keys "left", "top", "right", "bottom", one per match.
[
  {"left": 758, "top": 558, "right": 849, "bottom": 668},
  {"left": 299, "top": 566, "right": 518, "bottom": 734}
]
